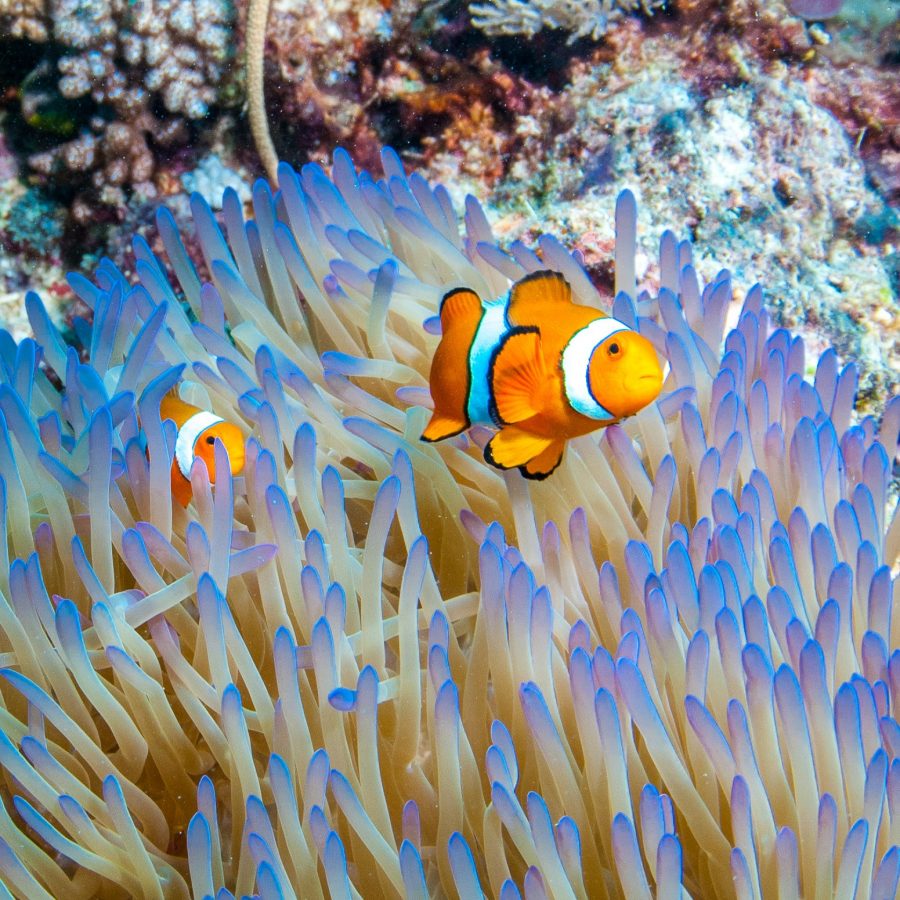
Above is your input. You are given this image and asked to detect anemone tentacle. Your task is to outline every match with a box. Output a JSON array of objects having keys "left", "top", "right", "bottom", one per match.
[{"left": 0, "top": 149, "right": 895, "bottom": 898}]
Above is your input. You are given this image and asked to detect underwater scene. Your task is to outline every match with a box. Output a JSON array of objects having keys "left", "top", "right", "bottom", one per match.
[{"left": 0, "top": 0, "right": 898, "bottom": 897}]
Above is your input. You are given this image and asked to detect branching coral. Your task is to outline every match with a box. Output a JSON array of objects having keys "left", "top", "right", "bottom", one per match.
[
  {"left": 0, "top": 148, "right": 897, "bottom": 897},
  {"left": 20, "top": 0, "right": 235, "bottom": 217},
  {"left": 470, "top": 0, "right": 665, "bottom": 41},
  {"left": 0, "top": 0, "right": 47, "bottom": 39}
]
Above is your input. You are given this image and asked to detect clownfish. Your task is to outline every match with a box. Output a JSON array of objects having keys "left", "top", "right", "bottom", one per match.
[
  {"left": 421, "top": 270, "right": 663, "bottom": 479},
  {"left": 160, "top": 394, "right": 246, "bottom": 505}
]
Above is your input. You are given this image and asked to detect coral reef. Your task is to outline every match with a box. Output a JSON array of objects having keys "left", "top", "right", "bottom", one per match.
[
  {"left": 259, "top": 0, "right": 396, "bottom": 168},
  {"left": 470, "top": 0, "right": 664, "bottom": 41},
  {"left": 0, "top": 147, "right": 896, "bottom": 897},
  {"left": 0, "top": 171, "right": 72, "bottom": 342},
  {"left": 7, "top": 0, "right": 236, "bottom": 221},
  {"left": 807, "top": 41, "right": 900, "bottom": 205},
  {"left": 4, "top": 187, "right": 65, "bottom": 257}
]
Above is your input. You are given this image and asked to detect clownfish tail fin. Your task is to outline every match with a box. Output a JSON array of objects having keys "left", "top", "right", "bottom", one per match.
[{"left": 439, "top": 287, "right": 482, "bottom": 333}]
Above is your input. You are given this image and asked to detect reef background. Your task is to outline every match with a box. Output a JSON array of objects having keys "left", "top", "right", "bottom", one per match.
[{"left": 0, "top": 1, "right": 897, "bottom": 401}]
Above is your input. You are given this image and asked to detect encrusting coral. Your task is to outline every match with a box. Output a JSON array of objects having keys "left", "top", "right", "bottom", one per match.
[{"left": 0, "top": 147, "right": 897, "bottom": 897}]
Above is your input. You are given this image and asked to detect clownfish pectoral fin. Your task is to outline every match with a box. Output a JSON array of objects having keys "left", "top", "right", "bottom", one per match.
[
  {"left": 506, "top": 270, "right": 573, "bottom": 325},
  {"left": 484, "top": 426, "right": 555, "bottom": 470},
  {"left": 439, "top": 287, "right": 483, "bottom": 332},
  {"left": 489, "top": 327, "right": 547, "bottom": 425},
  {"left": 520, "top": 439, "right": 565, "bottom": 480},
  {"left": 422, "top": 413, "right": 468, "bottom": 442}
]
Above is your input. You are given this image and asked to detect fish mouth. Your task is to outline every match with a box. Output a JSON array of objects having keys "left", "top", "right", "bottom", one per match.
[
  {"left": 633, "top": 372, "right": 663, "bottom": 388},
  {"left": 625, "top": 372, "right": 663, "bottom": 404}
]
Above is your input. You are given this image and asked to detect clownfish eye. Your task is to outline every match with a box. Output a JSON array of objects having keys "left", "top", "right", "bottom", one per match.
[
  {"left": 205, "top": 435, "right": 216, "bottom": 445},
  {"left": 607, "top": 341, "right": 620, "bottom": 356}
]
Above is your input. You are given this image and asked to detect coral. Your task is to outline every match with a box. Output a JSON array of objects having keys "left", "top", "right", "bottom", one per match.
[
  {"left": 0, "top": 147, "right": 896, "bottom": 896},
  {"left": 470, "top": 0, "right": 664, "bottom": 41},
  {"left": 804, "top": 53, "right": 900, "bottom": 204},
  {"left": 0, "top": 174, "right": 71, "bottom": 343},
  {"left": 0, "top": 0, "right": 47, "bottom": 40},
  {"left": 253, "top": 0, "right": 550, "bottom": 175},
  {"left": 0, "top": 133, "right": 19, "bottom": 183},
  {"left": 376, "top": 49, "right": 550, "bottom": 185},
  {"left": 180, "top": 153, "right": 252, "bottom": 210},
  {"left": 244, "top": 0, "right": 449, "bottom": 181},
  {"left": 52, "top": 0, "right": 232, "bottom": 120},
  {"left": 19, "top": 0, "right": 235, "bottom": 217},
  {"left": 3, "top": 186, "right": 65, "bottom": 256},
  {"left": 260, "top": 0, "right": 394, "bottom": 160}
]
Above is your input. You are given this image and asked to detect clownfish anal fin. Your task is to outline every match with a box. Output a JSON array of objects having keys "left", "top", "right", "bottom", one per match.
[
  {"left": 507, "top": 270, "right": 573, "bottom": 324},
  {"left": 421, "top": 414, "right": 468, "bottom": 442},
  {"left": 520, "top": 440, "right": 565, "bottom": 479},
  {"left": 439, "top": 287, "right": 482, "bottom": 332},
  {"left": 484, "top": 426, "right": 555, "bottom": 470},
  {"left": 489, "top": 326, "right": 546, "bottom": 425}
]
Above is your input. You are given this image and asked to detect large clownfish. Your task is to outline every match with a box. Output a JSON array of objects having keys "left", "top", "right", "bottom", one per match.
[
  {"left": 422, "top": 270, "right": 664, "bottom": 479},
  {"left": 160, "top": 395, "right": 246, "bottom": 505}
]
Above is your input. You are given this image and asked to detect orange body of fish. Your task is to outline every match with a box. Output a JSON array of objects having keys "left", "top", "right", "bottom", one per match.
[
  {"left": 422, "top": 270, "right": 664, "bottom": 479},
  {"left": 160, "top": 395, "right": 246, "bottom": 505}
]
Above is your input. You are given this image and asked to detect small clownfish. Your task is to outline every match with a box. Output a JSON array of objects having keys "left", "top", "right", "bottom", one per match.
[
  {"left": 160, "top": 394, "right": 246, "bottom": 506},
  {"left": 421, "top": 270, "right": 664, "bottom": 479}
]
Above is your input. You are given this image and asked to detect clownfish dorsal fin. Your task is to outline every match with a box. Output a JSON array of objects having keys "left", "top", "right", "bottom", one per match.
[
  {"left": 506, "top": 270, "right": 573, "bottom": 325},
  {"left": 439, "top": 287, "right": 482, "bottom": 332},
  {"left": 489, "top": 326, "right": 547, "bottom": 425}
]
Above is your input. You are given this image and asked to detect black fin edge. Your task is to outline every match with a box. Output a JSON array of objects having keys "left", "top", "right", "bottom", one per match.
[
  {"left": 420, "top": 420, "right": 468, "bottom": 443},
  {"left": 512, "top": 269, "right": 570, "bottom": 292},
  {"left": 518, "top": 448, "right": 564, "bottom": 480},
  {"left": 483, "top": 434, "right": 515, "bottom": 471},
  {"left": 438, "top": 286, "right": 479, "bottom": 318}
]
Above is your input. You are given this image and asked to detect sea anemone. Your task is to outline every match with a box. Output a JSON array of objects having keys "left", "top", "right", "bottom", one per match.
[{"left": 0, "top": 147, "right": 897, "bottom": 897}]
